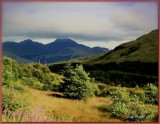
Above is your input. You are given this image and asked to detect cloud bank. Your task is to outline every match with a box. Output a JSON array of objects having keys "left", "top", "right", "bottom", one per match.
[{"left": 2, "top": 2, "right": 158, "bottom": 49}]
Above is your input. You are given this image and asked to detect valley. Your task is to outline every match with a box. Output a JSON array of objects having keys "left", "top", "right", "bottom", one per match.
[{"left": 2, "top": 29, "right": 159, "bottom": 122}]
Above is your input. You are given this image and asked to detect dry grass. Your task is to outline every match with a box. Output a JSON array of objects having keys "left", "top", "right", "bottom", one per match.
[{"left": 28, "top": 87, "right": 121, "bottom": 122}]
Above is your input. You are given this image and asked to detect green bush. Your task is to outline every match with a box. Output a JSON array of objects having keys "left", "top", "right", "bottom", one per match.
[
  {"left": 144, "top": 83, "right": 158, "bottom": 104},
  {"left": 99, "top": 88, "right": 110, "bottom": 97},
  {"left": 91, "top": 83, "right": 100, "bottom": 96},
  {"left": 130, "top": 90, "right": 145, "bottom": 103},
  {"left": 101, "top": 86, "right": 158, "bottom": 122},
  {"left": 97, "top": 83, "right": 107, "bottom": 90},
  {"left": 109, "top": 101, "right": 129, "bottom": 118},
  {"left": 62, "top": 64, "right": 94, "bottom": 100},
  {"left": 33, "top": 64, "right": 50, "bottom": 74},
  {"left": 32, "top": 68, "right": 45, "bottom": 83},
  {"left": 2, "top": 70, "right": 12, "bottom": 86},
  {"left": 2, "top": 86, "right": 30, "bottom": 112},
  {"left": 127, "top": 102, "right": 157, "bottom": 122},
  {"left": 22, "top": 77, "right": 43, "bottom": 90},
  {"left": 19, "top": 65, "right": 32, "bottom": 78},
  {"left": 52, "top": 83, "right": 61, "bottom": 92},
  {"left": 110, "top": 87, "right": 130, "bottom": 103},
  {"left": 2, "top": 57, "right": 21, "bottom": 85}
]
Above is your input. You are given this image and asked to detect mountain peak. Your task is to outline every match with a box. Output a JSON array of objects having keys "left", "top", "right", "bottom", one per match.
[
  {"left": 54, "top": 38, "right": 77, "bottom": 44},
  {"left": 47, "top": 38, "right": 78, "bottom": 47},
  {"left": 20, "top": 39, "right": 33, "bottom": 44}
]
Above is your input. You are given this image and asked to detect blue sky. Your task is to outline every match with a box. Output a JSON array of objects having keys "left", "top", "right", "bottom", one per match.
[{"left": 2, "top": 2, "right": 158, "bottom": 49}]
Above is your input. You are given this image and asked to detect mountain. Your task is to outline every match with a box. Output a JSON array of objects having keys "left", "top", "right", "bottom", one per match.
[
  {"left": 2, "top": 50, "right": 35, "bottom": 63},
  {"left": 2, "top": 39, "right": 109, "bottom": 63},
  {"left": 70, "top": 29, "right": 158, "bottom": 64}
]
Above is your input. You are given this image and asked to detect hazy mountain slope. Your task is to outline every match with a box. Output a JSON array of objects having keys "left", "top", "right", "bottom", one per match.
[
  {"left": 71, "top": 29, "right": 158, "bottom": 64},
  {"left": 2, "top": 50, "right": 35, "bottom": 63}
]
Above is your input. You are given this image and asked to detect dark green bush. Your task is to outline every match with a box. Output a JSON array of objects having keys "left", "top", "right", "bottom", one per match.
[
  {"left": 144, "top": 83, "right": 158, "bottom": 104},
  {"left": 97, "top": 83, "right": 107, "bottom": 90},
  {"left": 2, "top": 70, "right": 12, "bottom": 86},
  {"left": 62, "top": 64, "right": 94, "bottom": 100},
  {"left": 52, "top": 83, "right": 61, "bottom": 92},
  {"left": 99, "top": 88, "right": 110, "bottom": 97}
]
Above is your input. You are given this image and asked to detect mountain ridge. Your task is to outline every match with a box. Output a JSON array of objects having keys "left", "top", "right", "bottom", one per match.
[{"left": 3, "top": 38, "right": 109, "bottom": 63}]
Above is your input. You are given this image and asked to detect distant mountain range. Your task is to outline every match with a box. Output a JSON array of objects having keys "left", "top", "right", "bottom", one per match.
[
  {"left": 69, "top": 29, "right": 158, "bottom": 64},
  {"left": 2, "top": 39, "right": 109, "bottom": 63}
]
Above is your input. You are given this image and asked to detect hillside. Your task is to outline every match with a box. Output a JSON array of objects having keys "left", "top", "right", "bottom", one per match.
[
  {"left": 2, "top": 39, "right": 109, "bottom": 63},
  {"left": 49, "top": 29, "right": 158, "bottom": 86},
  {"left": 70, "top": 29, "right": 158, "bottom": 64},
  {"left": 3, "top": 50, "right": 35, "bottom": 63}
]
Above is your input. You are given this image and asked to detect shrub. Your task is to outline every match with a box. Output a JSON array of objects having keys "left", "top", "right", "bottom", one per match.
[
  {"left": 144, "top": 83, "right": 158, "bottom": 104},
  {"left": 110, "top": 87, "right": 130, "bottom": 103},
  {"left": 2, "top": 57, "right": 21, "bottom": 85},
  {"left": 97, "top": 83, "right": 107, "bottom": 90},
  {"left": 20, "top": 66, "right": 32, "bottom": 78},
  {"left": 52, "top": 83, "right": 61, "bottom": 92},
  {"left": 91, "top": 83, "right": 100, "bottom": 96},
  {"left": 127, "top": 102, "right": 158, "bottom": 122},
  {"left": 22, "top": 77, "right": 43, "bottom": 90},
  {"left": 130, "top": 90, "right": 145, "bottom": 103},
  {"left": 2, "top": 70, "right": 12, "bottom": 86},
  {"left": 109, "top": 101, "right": 129, "bottom": 118},
  {"left": 2, "top": 86, "right": 30, "bottom": 112},
  {"left": 32, "top": 69, "right": 45, "bottom": 83},
  {"left": 62, "top": 64, "right": 94, "bottom": 100},
  {"left": 33, "top": 64, "right": 51, "bottom": 74},
  {"left": 99, "top": 88, "right": 110, "bottom": 97},
  {"left": 101, "top": 86, "right": 158, "bottom": 122}
]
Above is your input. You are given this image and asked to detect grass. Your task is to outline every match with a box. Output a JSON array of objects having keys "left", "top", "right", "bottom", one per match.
[
  {"left": 2, "top": 80, "right": 158, "bottom": 122},
  {"left": 28, "top": 86, "right": 121, "bottom": 122}
]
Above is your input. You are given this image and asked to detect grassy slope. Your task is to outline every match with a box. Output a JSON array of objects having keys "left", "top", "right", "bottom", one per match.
[{"left": 68, "top": 29, "right": 158, "bottom": 64}]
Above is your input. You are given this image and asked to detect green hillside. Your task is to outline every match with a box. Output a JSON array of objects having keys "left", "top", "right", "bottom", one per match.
[
  {"left": 49, "top": 29, "right": 158, "bottom": 87},
  {"left": 71, "top": 29, "right": 158, "bottom": 64}
]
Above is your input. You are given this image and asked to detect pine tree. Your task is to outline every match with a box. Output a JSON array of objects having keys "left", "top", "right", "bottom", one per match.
[{"left": 63, "top": 64, "right": 94, "bottom": 100}]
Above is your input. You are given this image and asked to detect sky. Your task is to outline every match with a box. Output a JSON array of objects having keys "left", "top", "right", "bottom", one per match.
[{"left": 2, "top": 2, "right": 158, "bottom": 50}]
